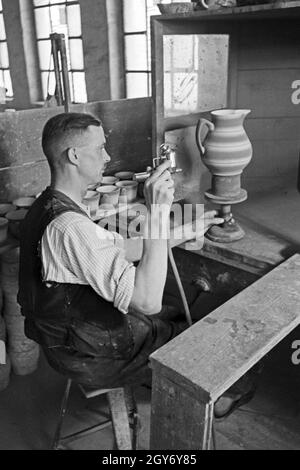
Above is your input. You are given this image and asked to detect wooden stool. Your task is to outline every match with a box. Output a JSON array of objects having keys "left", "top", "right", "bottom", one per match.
[{"left": 52, "top": 379, "right": 138, "bottom": 450}]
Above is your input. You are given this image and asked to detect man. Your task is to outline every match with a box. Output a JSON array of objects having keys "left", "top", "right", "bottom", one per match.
[{"left": 18, "top": 113, "right": 256, "bottom": 417}]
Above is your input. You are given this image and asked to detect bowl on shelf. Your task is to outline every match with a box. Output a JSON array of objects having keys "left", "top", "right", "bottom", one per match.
[
  {"left": 114, "top": 171, "right": 135, "bottom": 181},
  {"left": 5, "top": 209, "right": 28, "bottom": 240},
  {"left": 13, "top": 197, "right": 35, "bottom": 209},
  {"left": 82, "top": 191, "right": 101, "bottom": 217},
  {"left": 157, "top": 2, "right": 195, "bottom": 14},
  {"left": 96, "top": 185, "right": 120, "bottom": 206},
  {"left": 0, "top": 203, "right": 16, "bottom": 217},
  {"left": 115, "top": 181, "right": 138, "bottom": 203},
  {"left": 101, "top": 176, "right": 120, "bottom": 186}
]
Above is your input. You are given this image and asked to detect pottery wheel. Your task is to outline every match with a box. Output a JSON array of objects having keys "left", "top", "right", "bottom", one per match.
[{"left": 204, "top": 188, "right": 248, "bottom": 205}]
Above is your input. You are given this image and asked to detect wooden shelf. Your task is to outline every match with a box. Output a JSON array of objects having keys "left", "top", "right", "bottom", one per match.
[{"left": 153, "top": 1, "right": 300, "bottom": 21}]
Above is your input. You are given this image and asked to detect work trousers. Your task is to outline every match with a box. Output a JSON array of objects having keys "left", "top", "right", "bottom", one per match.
[{"left": 43, "top": 278, "right": 261, "bottom": 397}]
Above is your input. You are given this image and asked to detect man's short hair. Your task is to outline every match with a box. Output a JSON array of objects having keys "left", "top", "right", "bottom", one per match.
[{"left": 42, "top": 112, "right": 102, "bottom": 164}]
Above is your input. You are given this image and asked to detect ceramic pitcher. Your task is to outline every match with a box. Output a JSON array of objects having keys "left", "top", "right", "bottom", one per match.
[{"left": 196, "top": 109, "right": 253, "bottom": 198}]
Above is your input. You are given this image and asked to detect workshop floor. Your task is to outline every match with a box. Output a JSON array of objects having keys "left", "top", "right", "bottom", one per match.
[{"left": 0, "top": 324, "right": 300, "bottom": 450}]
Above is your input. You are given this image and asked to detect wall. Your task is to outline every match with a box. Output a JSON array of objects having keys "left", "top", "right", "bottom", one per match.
[
  {"left": 236, "top": 19, "right": 300, "bottom": 193},
  {"left": 0, "top": 98, "right": 152, "bottom": 201}
]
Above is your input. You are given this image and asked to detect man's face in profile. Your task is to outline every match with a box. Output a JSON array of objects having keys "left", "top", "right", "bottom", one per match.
[{"left": 76, "top": 126, "right": 111, "bottom": 185}]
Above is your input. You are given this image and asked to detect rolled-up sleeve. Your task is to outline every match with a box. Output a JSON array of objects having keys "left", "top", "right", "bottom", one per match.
[{"left": 42, "top": 214, "right": 136, "bottom": 314}]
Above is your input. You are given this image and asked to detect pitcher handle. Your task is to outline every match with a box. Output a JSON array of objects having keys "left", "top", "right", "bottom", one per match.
[
  {"left": 196, "top": 118, "right": 215, "bottom": 155},
  {"left": 200, "top": 0, "right": 209, "bottom": 8}
]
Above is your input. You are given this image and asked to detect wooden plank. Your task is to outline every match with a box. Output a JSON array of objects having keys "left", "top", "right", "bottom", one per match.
[
  {"left": 0, "top": 99, "right": 152, "bottom": 201},
  {"left": 152, "top": 2, "right": 300, "bottom": 22},
  {"left": 0, "top": 99, "right": 152, "bottom": 171},
  {"left": 150, "top": 373, "right": 213, "bottom": 450},
  {"left": 83, "top": 100, "right": 152, "bottom": 173},
  {"left": 0, "top": 161, "right": 50, "bottom": 201},
  {"left": 246, "top": 117, "right": 300, "bottom": 141},
  {"left": 237, "top": 69, "right": 300, "bottom": 118},
  {"left": 199, "top": 221, "right": 292, "bottom": 276},
  {"left": 150, "top": 254, "right": 300, "bottom": 403},
  {"left": 239, "top": 21, "right": 300, "bottom": 70},
  {"left": 107, "top": 388, "right": 132, "bottom": 450},
  {"left": 249, "top": 140, "right": 299, "bottom": 178}
]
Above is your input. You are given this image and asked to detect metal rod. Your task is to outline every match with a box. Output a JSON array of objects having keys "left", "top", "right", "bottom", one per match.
[
  {"left": 50, "top": 33, "right": 63, "bottom": 106},
  {"left": 52, "top": 378, "right": 72, "bottom": 450},
  {"left": 58, "top": 34, "right": 71, "bottom": 113},
  {"left": 60, "top": 420, "right": 112, "bottom": 444}
]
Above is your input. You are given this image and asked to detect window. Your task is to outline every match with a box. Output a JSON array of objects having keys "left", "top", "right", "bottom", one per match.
[
  {"left": 33, "top": 0, "right": 87, "bottom": 103},
  {"left": 123, "top": 0, "right": 161, "bottom": 98},
  {"left": 0, "top": 0, "right": 13, "bottom": 98}
]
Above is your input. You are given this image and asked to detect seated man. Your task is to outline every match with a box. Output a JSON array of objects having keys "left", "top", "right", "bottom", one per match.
[{"left": 17, "top": 112, "right": 256, "bottom": 418}]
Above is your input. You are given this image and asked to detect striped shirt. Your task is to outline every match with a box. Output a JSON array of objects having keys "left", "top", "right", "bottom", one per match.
[{"left": 41, "top": 206, "right": 136, "bottom": 314}]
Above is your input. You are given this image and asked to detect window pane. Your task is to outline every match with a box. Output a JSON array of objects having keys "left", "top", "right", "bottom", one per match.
[
  {"left": 0, "top": 13, "right": 6, "bottom": 40},
  {"left": 41, "top": 70, "right": 56, "bottom": 98},
  {"left": 35, "top": 1, "right": 86, "bottom": 104},
  {"left": 50, "top": 5, "right": 67, "bottom": 31},
  {"left": 35, "top": 7, "right": 51, "bottom": 39},
  {"left": 69, "top": 39, "right": 84, "bottom": 69},
  {"left": 126, "top": 73, "right": 148, "bottom": 98},
  {"left": 72, "top": 72, "right": 87, "bottom": 103},
  {"left": 0, "top": 69, "right": 4, "bottom": 88},
  {"left": 38, "top": 40, "right": 53, "bottom": 70},
  {"left": 4, "top": 70, "right": 13, "bottom": 97},
  {"left": 0, "top": 42, "right": 8, "bottom": 68},
  {"left": 125, "top": 35, "right": 148, "bottom": 71},
  {"left": 67, "top": 4, "right": 81, "bottom": 36},
  {"left": 0, "top": 0, "right": 2, "bottom": 10},
  {"left": 123, "top": 0, "right": 146, "bottom": 33}
]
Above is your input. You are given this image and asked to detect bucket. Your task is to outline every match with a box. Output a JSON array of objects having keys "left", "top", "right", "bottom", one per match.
[
  {"left": 0, "top": 315, "right": 6, "bottom": 341},
  {"left": 0, "top": 218, "right": 8, "bottom": 244},
  {"left": 10, "top": 344, "right": 39, "bottom": 376},
  {"left": 5, "top": 315, "right": 28, "bottom": 346},
  {"left": 0, "top": 354, "right": 11, "bottom": 391},
  {"left": 0, "top": 247, "right": 20, "bottom": 264},
  {"left": 0, "top": 204, "right": 16, "bottom": 217},
  {"left": 5, "top": 209, "right": 28, "bottom": 239}
]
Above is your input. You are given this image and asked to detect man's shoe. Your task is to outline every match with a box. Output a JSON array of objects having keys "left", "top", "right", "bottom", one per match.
[{"left": 214, "top": 390, "right": 255, "bottom": 420}]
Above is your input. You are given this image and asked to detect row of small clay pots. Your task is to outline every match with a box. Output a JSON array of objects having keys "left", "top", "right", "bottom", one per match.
[
  {"left": 83, "top": 171, "right": 139, "bottom": 215},
  {"left": 0, "top": 171, "right": 134, "bottom": 241},
  {"left": 0, "top": 197, "right": 36, "bottom": 244}
]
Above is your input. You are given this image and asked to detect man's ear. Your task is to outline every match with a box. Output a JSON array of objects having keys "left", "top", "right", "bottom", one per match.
[{"left": 67, "top": 147, "right": 79, "bottom": 166}]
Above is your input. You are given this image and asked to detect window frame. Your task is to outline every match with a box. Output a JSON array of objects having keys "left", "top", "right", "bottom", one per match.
[
  {"left": 123, "top": 0, "right": 161, "bottom": 98},
  {"left": 0, "top": 0, "right": 13, "bottom": 98},
  {"left": 32, "top": 0, "right": 87, "bottom": 103}
]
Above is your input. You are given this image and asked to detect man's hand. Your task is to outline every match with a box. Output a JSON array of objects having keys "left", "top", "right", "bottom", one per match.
[
  {"left": 143, "top": 160, "right": 175, "bottom": 212},
  {"left": 201, "top": 210, "right": 224, "bottom": 235},
  {"left": 172, "top": 210, "right": 224, "bottom": 245}
]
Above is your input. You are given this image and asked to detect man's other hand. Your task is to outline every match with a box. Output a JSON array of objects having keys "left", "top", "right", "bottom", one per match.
[
  {"left": 143, "top": 160, "right": 175, "bottom": 211},
  {"left": 202, "top": 210, "right": 224, "bottom": 234}
]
